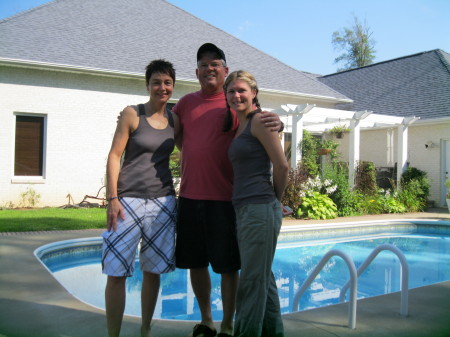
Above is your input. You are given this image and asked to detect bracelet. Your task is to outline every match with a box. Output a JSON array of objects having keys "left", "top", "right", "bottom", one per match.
[{"left": 107, "top": 196, "right": 119, "bottom": 201}]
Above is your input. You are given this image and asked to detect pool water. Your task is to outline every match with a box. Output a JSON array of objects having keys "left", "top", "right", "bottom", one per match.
[{"left": 36, "top": 222, "right": 450, "bottom": 320}]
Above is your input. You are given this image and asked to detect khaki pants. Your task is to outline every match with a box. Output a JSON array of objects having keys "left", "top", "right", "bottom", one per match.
[{"left": 234, "top": 200, "right": 284, "bottom": 337}]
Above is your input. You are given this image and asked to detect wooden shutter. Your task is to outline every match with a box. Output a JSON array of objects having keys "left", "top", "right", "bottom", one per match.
[{"left": 14, "top": 116, "right": 44, "bottom": 176}]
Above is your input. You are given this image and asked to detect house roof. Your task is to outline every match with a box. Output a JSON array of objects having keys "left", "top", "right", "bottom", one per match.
[
  {"left": 0, "top": 0, "right": 349, "bottom": 103},
  {"left": 318, "top": 49, "right": 450, "bottom": 120}
]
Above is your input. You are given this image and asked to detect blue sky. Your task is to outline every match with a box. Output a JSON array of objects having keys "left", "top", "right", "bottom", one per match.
[{"left": 1, "top": 0, "right": 449, "bottom": 74}]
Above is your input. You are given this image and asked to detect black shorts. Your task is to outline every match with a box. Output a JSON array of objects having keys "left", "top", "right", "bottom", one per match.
[{"left": 175, "top": 197, "right": 241, "bottom": 274}]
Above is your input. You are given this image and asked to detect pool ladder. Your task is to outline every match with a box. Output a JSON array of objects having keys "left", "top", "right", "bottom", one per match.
[{"left": 291, "top": 244, "right": 409, "bottom": 329}]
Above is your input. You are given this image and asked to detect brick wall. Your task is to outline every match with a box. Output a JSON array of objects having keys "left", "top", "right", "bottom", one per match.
[{"left": 0, "top": 66, "right": 197, "bottom": 207}]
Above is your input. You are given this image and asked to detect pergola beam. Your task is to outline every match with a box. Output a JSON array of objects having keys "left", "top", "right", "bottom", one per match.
[{"left": 274, "top": 105, "right": 418, "bottom": 190}]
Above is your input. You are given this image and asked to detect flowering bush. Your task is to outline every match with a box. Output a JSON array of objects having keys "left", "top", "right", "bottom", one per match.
[
  {"left": 299, "top": 176, "right": 338, "bottom": 196},
  {"left": 297, "top": 176, "right": 338, "bottom": 219},
  {"left": 288, "top": 136, "right": 430, "bottom": 218},
  {"left": 321, "top": 163, "right": 363, "bottom": 216},
  {"left": 377, "top": 189, "right": 406, "bottom": 213},
  {"left": 281, "top": 168, "right": 309, "bottom": 216},
  {"left": 359, "top": 189, "right": 407, "bottom": 214}
]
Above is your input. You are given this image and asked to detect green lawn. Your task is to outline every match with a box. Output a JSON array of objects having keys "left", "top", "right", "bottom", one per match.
[{"left": 0, "top": 207, "right": 106, "bottom": 232}]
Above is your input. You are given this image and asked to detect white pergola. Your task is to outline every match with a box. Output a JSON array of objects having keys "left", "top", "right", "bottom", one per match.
[{"left": 274, "top": 104, "right": 420, "bottom": 188}]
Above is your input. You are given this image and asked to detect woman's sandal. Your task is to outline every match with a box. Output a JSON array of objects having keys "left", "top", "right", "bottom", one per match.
[{"left": 191, "top": 324, "right": 217, "bottom": 337}]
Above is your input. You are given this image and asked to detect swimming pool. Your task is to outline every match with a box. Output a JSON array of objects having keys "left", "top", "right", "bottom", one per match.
[{"left": 35, "top": 220, "right": 450, "bottom": 320}]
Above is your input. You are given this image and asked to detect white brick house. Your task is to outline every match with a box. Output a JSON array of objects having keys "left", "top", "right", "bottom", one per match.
[
  {"left": 1, "top": 0, "right": 448, "bottom": 208},
  {"left": 0, "top": 0, "right": 349, "bottom": 206}
]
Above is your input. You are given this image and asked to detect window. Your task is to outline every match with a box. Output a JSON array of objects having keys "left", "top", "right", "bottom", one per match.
[{"left": 14, "top": 115, "right": 45, "bottom": 176}]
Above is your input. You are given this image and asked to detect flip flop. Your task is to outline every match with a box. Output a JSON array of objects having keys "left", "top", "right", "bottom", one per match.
[{"left": 191, "top": 324, "right": 217, "bottom": 337}]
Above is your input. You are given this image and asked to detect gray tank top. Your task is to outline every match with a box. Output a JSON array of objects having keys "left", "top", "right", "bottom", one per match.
[
  {"left": 228, "top": 111, "right": 276, "bottom": 208},
  {"left": 118, "top": 104, "right": 175, "bottom": 198}
]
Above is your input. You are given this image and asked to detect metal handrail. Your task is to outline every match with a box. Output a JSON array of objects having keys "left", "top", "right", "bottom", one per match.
[
  {"left": 292, "top": 249, "right": 358, "bottom": 329},
  {"left": 339, "top": 243, "right": 409, "bottom": 316}
]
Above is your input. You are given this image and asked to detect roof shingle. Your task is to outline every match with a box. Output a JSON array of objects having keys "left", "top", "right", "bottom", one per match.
[
  {"left": 318, "top": 49, "right": 450, "bottom": 120},
  {"left": 0, "top": 0, "right": 349, "bottom": 102}
]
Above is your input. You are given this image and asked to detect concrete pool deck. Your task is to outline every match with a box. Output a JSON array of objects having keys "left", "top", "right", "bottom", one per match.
[{"left": 1, "top": 209, "right": 450, "bottom": 337}]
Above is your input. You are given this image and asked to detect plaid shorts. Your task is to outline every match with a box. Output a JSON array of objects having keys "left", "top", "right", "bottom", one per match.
[{"left": 102, "top": 196, "right": 177, "bottom": 277}]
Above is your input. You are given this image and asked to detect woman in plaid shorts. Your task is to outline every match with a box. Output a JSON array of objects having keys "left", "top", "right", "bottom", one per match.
[{"left": 102, "top": 59, "right": 179, "bottom": 337}]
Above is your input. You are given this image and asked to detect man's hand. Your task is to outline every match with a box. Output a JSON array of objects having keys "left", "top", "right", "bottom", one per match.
[{"left": 260, "top": 110, "right": 283, "bottom": 132}]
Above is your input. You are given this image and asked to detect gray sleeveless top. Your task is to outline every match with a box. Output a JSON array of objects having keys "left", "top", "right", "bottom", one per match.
[
  {"left": 228, "top": 111, "right": 276, "bottom": 208},
  {"left": 118, "top": 104, "right": 175, "bottom": 198}
]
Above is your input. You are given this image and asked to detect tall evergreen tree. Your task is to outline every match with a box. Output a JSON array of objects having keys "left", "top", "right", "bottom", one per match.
[{"left": 332, "top": 16, "right": 376, "bottom": 71}]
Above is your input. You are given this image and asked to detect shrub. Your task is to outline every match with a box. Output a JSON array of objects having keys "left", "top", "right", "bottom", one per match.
[
  {"left": 19, "top": 187, "right": 41, "bottom": 208},
  {"left": 0, "top": 201, "right": 15, "bottom": 210},
  {"left": 355, "top": 188, "right": 406, "bottom": 215},
  {"left": 296, "top": 176, "right": 338, "bottom": 220},
  {"left": 338, "top": 192, "right": 364, "bottom": 217},
  {"left": 169, "top": 147, "right": 181, "bottom": 177},
  {"left": 355, "top": 161, "right": 378, "bottom": 196},
  {"left": 281, "top": 168, "right": 309, "bottom": 215},
  {"left": 400, "top": 167, "right": 430, "bottom": 203},
  {"left": 381, "top": 194, "right": 407, "bottom": 213},
  {"left": 321, "top": 163, "right": 360, "bottom": 216},
  {"left": 353, "top": 193, "right": 381, "bottom": 215},
  {"left": 397, "top": 180, "right": 427, "bottom": 212},
  {"left": 297, "top": 191, "right": 338, "bottom": 220},
  {"left": 299, "top": 130, "right": 320, "bottom": 176}
]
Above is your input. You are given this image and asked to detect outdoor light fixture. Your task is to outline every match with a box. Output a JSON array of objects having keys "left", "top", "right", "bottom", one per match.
[{"left": 425, "top": 141, "right": 436, "bottom": 149}]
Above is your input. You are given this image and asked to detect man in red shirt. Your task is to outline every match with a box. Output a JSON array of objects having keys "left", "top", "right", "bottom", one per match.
[{"left": 173, "top": 43, "right": 282, "bottom": 337}]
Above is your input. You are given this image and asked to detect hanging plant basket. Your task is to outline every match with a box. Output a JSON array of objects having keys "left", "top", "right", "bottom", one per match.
[
  {"left": 328, "top": 124, "right": 350, "bottom": 139},
  {"left": 318, "top": 148, "right": 332, "bottom": 155}
]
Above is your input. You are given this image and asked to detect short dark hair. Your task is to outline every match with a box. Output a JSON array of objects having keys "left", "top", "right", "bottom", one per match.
[{"left": 145, "top": 59, "right": 176, "bottom": 85}]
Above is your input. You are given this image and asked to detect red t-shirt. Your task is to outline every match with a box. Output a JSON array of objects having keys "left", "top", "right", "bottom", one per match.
[{"left": 173, "top": 91, "right": 238, "bottom": 201}]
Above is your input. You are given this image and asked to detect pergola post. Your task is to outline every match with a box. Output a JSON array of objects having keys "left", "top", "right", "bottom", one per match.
[
  {"left": 348, "top": 119, "right": 361, "bottom": 189},
  {"left": 291, "top": 114, "right": 304, "bottom": 169},
  {"left": 348, "top": 111, "right": 372, "bottom": 188},
  {"left": 396, "top": 117, "right": 418, "bottom": 187},
  {"left": 274, "top": 104, "right": 314, "bottom": 169},
  {"left": 397, "top": 124, "right": 408, "bottom": 187}
]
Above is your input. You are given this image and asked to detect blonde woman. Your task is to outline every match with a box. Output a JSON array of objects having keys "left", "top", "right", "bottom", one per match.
[{"left": 224, "top": 70, "right": 289, "bottom": 337}]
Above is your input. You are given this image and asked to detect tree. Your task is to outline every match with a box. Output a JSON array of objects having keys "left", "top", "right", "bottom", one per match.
[{"left": 332, "top": 16, "right": 376, "bottom": 71}]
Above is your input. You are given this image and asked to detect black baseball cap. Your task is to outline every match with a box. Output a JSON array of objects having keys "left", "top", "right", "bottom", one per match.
[{"left": 197, "top": 43, "right": 226, "bottom": 63}]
